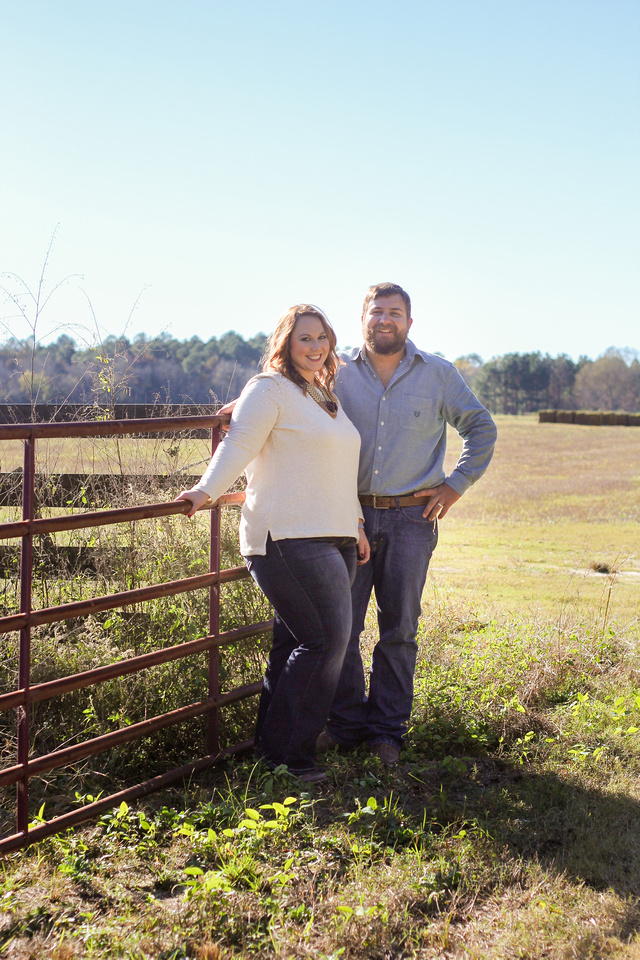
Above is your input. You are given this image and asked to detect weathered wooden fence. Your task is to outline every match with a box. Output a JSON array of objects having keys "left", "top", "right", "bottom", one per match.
[
  {"left": 0, "top": 403, "right": 217, "bottom": 432},
  {"left": 0, "top": 472, "right": 203, "bottom": 575}
]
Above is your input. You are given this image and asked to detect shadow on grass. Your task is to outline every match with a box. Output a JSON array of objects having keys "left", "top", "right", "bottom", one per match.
[
  {"left": 486, "top": 767, "right": 640, "bottom": 899},
  {"left": 410, "top": 715, "right": 640, "bottom": 895}
]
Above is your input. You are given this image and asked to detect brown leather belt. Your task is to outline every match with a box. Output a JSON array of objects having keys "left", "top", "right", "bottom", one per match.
[{"left": 359, "top": 494, "right": 430, "bottom": 509}]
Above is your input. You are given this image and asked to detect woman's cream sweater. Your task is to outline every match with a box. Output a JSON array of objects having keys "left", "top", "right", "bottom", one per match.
[{"left": 194, "top": 373, "right": 362, "bottom": 556}]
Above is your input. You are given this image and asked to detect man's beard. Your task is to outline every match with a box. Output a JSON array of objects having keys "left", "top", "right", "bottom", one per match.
[{"left": 365, "top": 327, "right": 408, "bottom": 355}]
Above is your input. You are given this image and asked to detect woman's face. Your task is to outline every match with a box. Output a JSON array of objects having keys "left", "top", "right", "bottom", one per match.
[{"left": 289, "top": 314, "right": 330, "bottom": 382}]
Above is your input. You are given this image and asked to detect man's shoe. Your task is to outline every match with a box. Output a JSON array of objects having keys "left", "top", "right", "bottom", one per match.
[
  {"left": 370, "top": 742, "right": 400, "bottom": 765},
  {"left": 316, "top": 731, "right": 339, "bottom": 754},
  {"left": 294, "top": 767, "right": 328, "bottom": 783}
]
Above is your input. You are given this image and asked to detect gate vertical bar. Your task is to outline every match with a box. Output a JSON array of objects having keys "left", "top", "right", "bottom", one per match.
[
  {"left": 16, "top": 434, "right": 35, "bottom": 835},
  {"left": 208, "top": 423, "right": 222, "bottom": 754}
]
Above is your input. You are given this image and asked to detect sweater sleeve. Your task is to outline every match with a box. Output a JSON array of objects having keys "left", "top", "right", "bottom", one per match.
[{"left": 194, "top": 376, "right": 282, "bottom": 503}]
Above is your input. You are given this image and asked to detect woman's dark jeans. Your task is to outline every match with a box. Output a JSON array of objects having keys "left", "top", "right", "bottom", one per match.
[{"left": 245, "top": 535, "right": 357, "bottom": 775}]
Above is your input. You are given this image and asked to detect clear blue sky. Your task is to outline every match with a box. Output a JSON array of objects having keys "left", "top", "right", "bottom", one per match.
[{"left": 1, "top": 0, "right": 638, "bottom": 361}]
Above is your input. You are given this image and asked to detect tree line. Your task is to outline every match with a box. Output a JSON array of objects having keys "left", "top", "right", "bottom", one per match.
[
  {"left": 458, "top": 348, "right": 640, "bottom": 414},
  {"left": 0, "top": 332, "right": 638, "bottom": 414},
  {"left": 0, "top": 331, "right": 269, "bottom": 408}
]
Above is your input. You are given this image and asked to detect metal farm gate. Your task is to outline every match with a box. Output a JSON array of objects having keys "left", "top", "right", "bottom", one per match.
[{"left": 0, "top": 413, "right": 271, "bottom": 853}]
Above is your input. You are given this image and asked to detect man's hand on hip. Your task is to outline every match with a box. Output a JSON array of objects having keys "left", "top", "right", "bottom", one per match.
[{"left": 413, "top": 483, "right": 461, "bottom": 521}]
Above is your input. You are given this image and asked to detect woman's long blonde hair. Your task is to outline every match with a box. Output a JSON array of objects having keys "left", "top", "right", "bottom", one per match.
[{"left": 262, "top": 304, "right": 340, "bottom": 391}]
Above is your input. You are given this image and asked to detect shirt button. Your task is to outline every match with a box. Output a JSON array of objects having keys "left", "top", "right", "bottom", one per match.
[
  {"left": 378, "top": 446, "right": 382, "bottom": 450},
  {"left": 374, "top": 470, "right": 379, "bottom": 475},
  {"left": 380, "top": 421, "right": 384, "bottom": 425},
  {"left": 382, "top": 396, "right": 386, "bottom": 401}
]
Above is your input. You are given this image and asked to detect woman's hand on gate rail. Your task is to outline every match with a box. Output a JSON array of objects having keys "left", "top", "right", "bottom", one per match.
[{"left": 175, "top": 488, "right": 212, "bottom": 518}]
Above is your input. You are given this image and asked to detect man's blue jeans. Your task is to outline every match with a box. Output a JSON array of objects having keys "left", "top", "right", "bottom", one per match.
[
  {"left": 246, "top": 535, "right": 357, "bottom": 775},
  {"left": 327, "top": 504, "right": 438, "bottom": 750}
]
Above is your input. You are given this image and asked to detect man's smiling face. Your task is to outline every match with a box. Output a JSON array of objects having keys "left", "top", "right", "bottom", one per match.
[{"left": 362, "top": 294, "right": 413, "bottom": 356}]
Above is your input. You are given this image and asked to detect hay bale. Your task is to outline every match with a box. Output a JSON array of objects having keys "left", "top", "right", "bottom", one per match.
[
  {"left": 628, "top": 412, "right": 640, "bottom": 426},
  {"left": 556, "top": 410, "right": 575, "bottom": 424},
  {"left": 601, "top": 411, "right": 617, "bottom": 426},
  {"left": 575, "top": 411, "right": 603, "bottom": 426},
  {"left": 614, "top": 412, "right": 629, "bottom": 426},
  {"left": 538, "top": 409, "right": 557, "bottom": 423}
]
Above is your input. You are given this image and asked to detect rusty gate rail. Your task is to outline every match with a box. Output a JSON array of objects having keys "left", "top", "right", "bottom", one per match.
[{"left": 0, "top": 415, "right": 271, "bottom": 854}]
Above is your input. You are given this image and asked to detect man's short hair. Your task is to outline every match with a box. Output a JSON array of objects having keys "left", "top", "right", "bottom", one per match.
[{"left": 362, "top": 283, "right": 411, "bottom": 319}]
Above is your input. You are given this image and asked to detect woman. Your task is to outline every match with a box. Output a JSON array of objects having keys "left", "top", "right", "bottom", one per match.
[{"left": 176, "top": 304, "right": 369, "bottom": 782}]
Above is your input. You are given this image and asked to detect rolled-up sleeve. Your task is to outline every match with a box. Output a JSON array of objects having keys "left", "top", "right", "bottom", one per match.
[{"left": 442, "top": 367, "right": 497, "bottom": 495}]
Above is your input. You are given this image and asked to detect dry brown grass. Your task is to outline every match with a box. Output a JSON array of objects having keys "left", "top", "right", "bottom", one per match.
[{"left": 446, "top": 414, "right": 640, "bottom": 524}]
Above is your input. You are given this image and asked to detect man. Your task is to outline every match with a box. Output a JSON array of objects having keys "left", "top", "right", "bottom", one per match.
[{"left": 319, "top": 282, "right": 497, "bottom": 764}]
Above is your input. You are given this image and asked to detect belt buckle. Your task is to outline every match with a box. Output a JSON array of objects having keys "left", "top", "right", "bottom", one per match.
[{"left": 371, "top": 495, "right": 395, "bottom": 509}]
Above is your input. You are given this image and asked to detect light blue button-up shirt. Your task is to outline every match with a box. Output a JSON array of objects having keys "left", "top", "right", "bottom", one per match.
[{"left": 334, "top": 339, "right": 497, "bottom": 498}]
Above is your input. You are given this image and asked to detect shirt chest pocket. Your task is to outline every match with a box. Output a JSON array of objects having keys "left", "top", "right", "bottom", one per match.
[{"left": 389, "top": 393, "right": 440, "bottom": 434}]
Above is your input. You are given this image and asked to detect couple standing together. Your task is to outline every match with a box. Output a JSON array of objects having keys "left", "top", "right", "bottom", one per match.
[{"left": 177, "top": 282, "right": 497, "bottom": 782}]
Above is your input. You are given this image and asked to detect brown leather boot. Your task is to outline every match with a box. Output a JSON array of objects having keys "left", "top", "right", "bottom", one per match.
[{"left": 370, "top": 742, "right": 400, "bottom": 765}]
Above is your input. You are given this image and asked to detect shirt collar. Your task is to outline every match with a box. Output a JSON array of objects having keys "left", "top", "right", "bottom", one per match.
[{"left": 355, "top": 338, "right": 422, "bottom": 365}]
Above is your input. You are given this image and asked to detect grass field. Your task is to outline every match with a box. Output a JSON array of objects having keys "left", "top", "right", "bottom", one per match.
[
  {"left": 439, "top": 415, "right": 640, "bottom": 623},
  {"left": 1, "top": 414, "right": 640, "bottom": 959}
]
